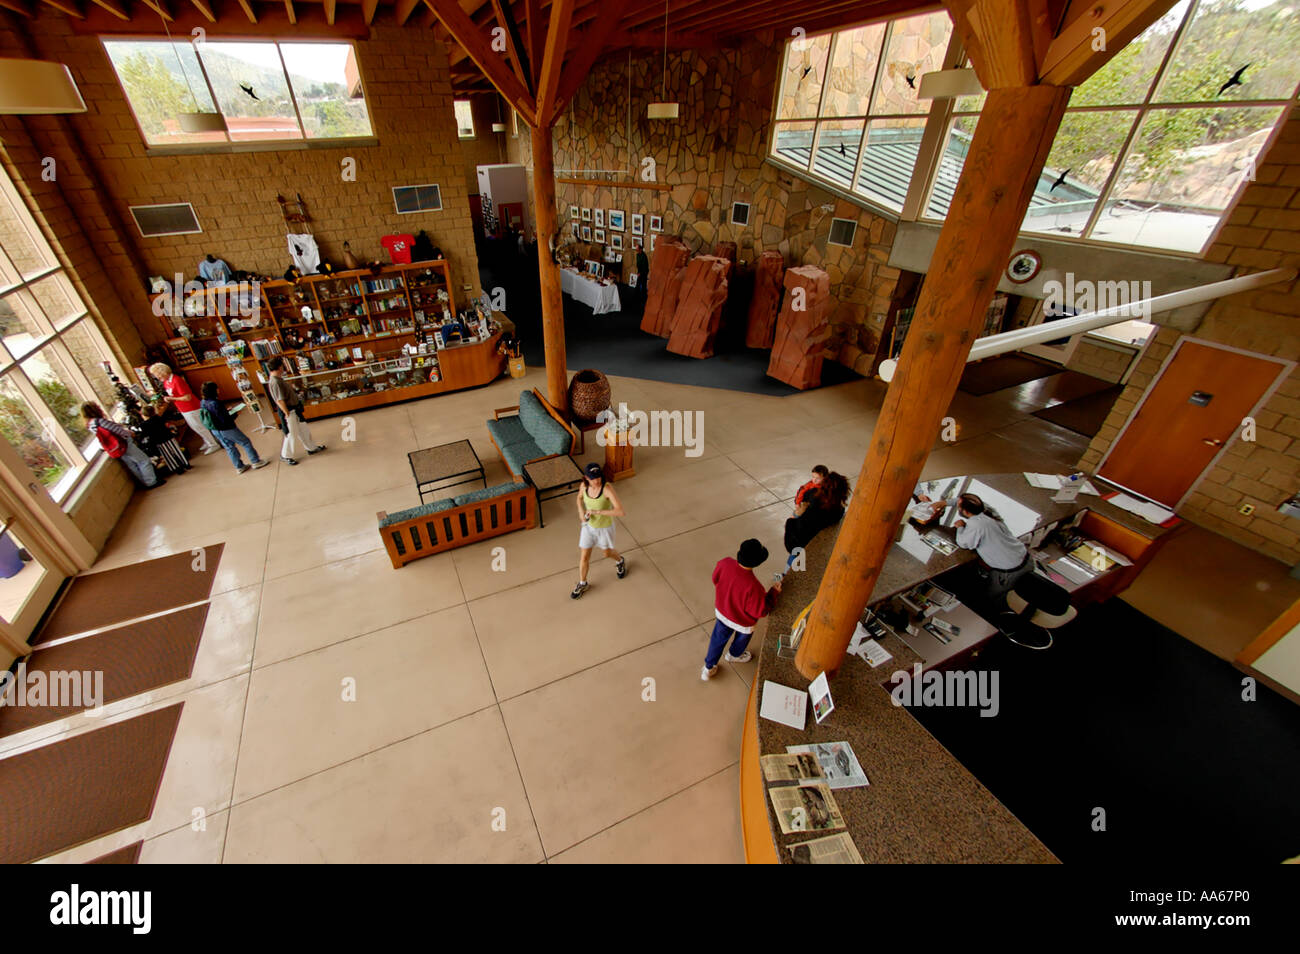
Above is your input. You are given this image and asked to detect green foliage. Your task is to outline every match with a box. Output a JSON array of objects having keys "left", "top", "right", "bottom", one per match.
[
  {"left": 0, "top": 394, "right": 65, "bottom": 487},
  {"left": 115, "top": 51, "right": 198, "bottom": 136}
]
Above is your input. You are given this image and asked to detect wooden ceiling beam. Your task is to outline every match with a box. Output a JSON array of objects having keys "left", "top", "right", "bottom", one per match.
[
  {"left": 553, "top": 2, "right": 626, "bottom": 115},
  {"left": 235, "top": 0, "right": 258, "bottom": 22},
  {"left": 89, "top": 0, "right": 129, "bottom": 18},
  {"left": 284, "top": 0, "right": 296, "bottom": 25},
  {"left": 41, "top": 0, "right": 86, "bottom": 17},
  {"left": 424, "top": 0, "right": 538, "bottom": 125},
  {"left": 323, "top": 0, "right": 336, "bottom": 25},
  {"left": 139, "top": 0, "right": 174, "bottom": 20},
  {"left": 489, "top": 0, "right": 535, "bottom": 97},
  {"left": 946, "top": 0, "right": 1038, "bottom": 88},
  {"left": 362, "top": 0, "right": 378, "bottom": 24},
  {"left": 395, "top": 0, "right": 420, "bottom": 25},
  {"left": 739, "top": 1, "right": 927, "bottom": 36},
  {"left": 189, "top": 0, "right": 216, "bottom": 22},
  {"left": 524, "top": 0, "right": 544, "bottom": 88},
  {"left": 1039, "top": 0, "right": 1178, "bottom": 86},
  {"left": 535, "top": 0, "right": 574, "bottom": 125},
  {"left": 0, "top": 0, "right": 34, "bottom": 14}
]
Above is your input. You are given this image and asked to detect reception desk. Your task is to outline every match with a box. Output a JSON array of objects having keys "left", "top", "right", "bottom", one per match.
[{"left": 741, "top": 474, "right": 1183, "bottom": 863}]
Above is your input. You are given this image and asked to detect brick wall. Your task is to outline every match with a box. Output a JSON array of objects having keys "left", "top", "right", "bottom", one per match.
[
  {"left": 1064, "top": 337, "right": 1138, "bottom": 384},
  {"left": 1079, "top": 109, "right": 1300, "bottom": 566},
  {"left": 3, "top": 11, "right": 483, "bottom": 352},
  {"left": 66, "top": 456, "right": 136, "bottom": 552},
  {"left": 459, "top": 95, "right": 507, "bottom": 197}
]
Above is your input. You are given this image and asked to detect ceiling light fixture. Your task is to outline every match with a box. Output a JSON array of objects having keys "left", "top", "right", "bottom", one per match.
[
  {"left": 159, "top": 13, "right": 227, "bottom": 134},
  {"left": 0, "top": 58, "right": 86, "bottom": 114},
  {"left": 647, "top": 0, "right": 679, "bottom": 120}
]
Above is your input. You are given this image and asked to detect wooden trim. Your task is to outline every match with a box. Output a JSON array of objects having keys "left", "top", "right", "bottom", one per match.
[
  {"left": 323, "top": 0, "right": 336, "bottom": 26},
  {"left": 362, "top": 0, "right": 378, "bottom": 25},
  {"left": 1238, "top": 598, "right": 1300, "bottom": 667},
  {"left": 948, "top": 0, "right": 1038, "bottom": 89},
  {"left": 235, "top": 0, "right": 257, "bottom": 23},
  {"left": 1039, "top": 0, "right": 1179, "bottom": 87},
  {"left": 556, "top": 177, "right": 671, "bottom": 191},
  {"left": 283, "top": 0, "right": 296, "bottom": 25},
  {"left": 0, "top": 0, "right": 34, "bottom": 15},
  {"left": 42, "top": 0, "right": 86, "bottom": 18},
  {"left": 424, "top": 0, "right": 539, "bottom": 126},
  {"left": 741, "top": 665, "right": 780, "bottom": 864},
  {"left": 378, "top": 485, "right": 538, "bottom": 569},
  {"left": 395, "top": 0, "right": 420, "bottom": 26},
  {"left": 188, "top": 0, "right": 215, "bottom": 22}
]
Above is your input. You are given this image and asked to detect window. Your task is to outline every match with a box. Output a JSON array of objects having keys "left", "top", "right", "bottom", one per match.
[
  {"left": 393, "top": 184, "right": 443, "bottom": 214},
  {"left": 731, "top": 202, "right": 751, "bottom": 226},
  {"left": 0, "top": 167, "right": 130, "bottom": 501},
  {"left": 454, "top": 100, "right": 475, "bottom": 139},
  {"left": 772, "top": 0, "right": 1300, "bottom": 256},
  {"left": 129, "top": 203, "right": 202, "bottom": 238},
  {"left": 828, "top": 218, "right": 858, "bottom": 247},
  {"left": 103, "top": 39, "right": 373, "bottom": 149}
]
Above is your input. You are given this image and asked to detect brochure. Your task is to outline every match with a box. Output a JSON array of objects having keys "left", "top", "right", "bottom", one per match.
[
  {"left": 760, "top": 753, "right": 825, "bottom": 784},
  {"left": 768, "top": 781, "right": 846, "bottom": 834},
  {"left": 759, "top": 680, "right": 807, "bottom": 730},
  {"left": 786, "top": 741, "right": 870, "bottom": 790},
  {"left": 809, "top": 671, "right": 835, "bottom": 724}
]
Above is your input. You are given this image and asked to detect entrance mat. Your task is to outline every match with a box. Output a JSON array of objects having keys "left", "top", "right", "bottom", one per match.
[
  {"left": 1033, "top": 385, "right": 1125, "bottom": 437},
  {"left": 34, "top": 543, "right": 224, "bottom": 645},
  {"left": 960, "top": 355, "right": 1060, "bottom": 396},
  {"left": 0, "top": 702, "right": 182, "bottom": 864},
  {"left": 88, "top": 841, "right": 142, "bottom": 864},
  {"left": 0, "top": 604, "right": 208, "bottom": 738}
]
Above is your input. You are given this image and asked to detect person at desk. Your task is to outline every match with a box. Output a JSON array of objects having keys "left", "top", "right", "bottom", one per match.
[{"left": 950, "top": 493, "right": 1034, "bottom": 599}]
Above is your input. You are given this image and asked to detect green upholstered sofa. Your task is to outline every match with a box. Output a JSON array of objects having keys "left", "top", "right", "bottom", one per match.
[{"left": 486, "top": 388, "right": 578, "bottom": 479}]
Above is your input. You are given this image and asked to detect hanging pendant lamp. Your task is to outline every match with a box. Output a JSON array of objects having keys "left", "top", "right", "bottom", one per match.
[
  {"left": 0, "top": 58, "right": 86, "bottom": 114},
  {"left": 647, "top": 0, "right": 679, "bottom": 120}
]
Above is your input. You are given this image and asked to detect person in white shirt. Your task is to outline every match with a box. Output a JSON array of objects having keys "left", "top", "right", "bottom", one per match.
[{"left": 950, "top": 493, "right": 1034, "bottom": 598}]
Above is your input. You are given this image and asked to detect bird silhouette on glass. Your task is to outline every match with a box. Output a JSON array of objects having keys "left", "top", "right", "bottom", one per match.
[
  {"left": 239, "top": 84, "right": 259, "bottom": 101},
  {"left": 905, "top": 74, "right": 916, "bottom": 89},
  {"left": 1218, "top": 65, "right": 1249, "bottom": 96},
  {"left": 1049, "top": 169, "right": 1070, "bottom": 192},
  {"left": 838, "top": 142, "right": 846, "bottom": 156}
]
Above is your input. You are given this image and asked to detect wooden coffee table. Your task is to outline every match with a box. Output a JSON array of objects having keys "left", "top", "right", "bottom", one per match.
[
  {"left": 408, "top": 439, "right": 486, "bottom": 503},
  {"left": 522, "top": 455, "right": 584, "bottom": 527}
]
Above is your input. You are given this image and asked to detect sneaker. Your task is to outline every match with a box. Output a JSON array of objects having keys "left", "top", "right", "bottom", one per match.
[
  {"left": 724, "top": 651, "right": 752, "bottom": 663},
  {"left": 235, "top": 465, "right": 250, "bottom": 475},
  {"left": 281, "top": 457, "right": 299, "bottom": 466},
  {"left": 615, "top": 556, "right": 627, "bottom": 579},
  {"left": 307, "top": 444, "right": 327, "bottom": 455},
  {"left": 570, "top": 580, "right": 589, "bottom": 599},
  {"left": 250, "top": 460, "right": 270, "bottom": 469},
  {"left": 700, "top": 665, "right": 718, "bottom": 681},
  {"left": 202, "top": 445, "right": 221, "bottom": 455}
]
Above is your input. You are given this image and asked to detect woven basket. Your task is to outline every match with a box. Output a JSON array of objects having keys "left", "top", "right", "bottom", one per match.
[{"left": 568, "top": 369, "right": 611, "bottom": 424}]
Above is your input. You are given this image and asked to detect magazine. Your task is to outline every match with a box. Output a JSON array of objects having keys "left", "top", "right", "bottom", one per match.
[
  {"left": 768, "top": 782, "right": 847, "bottom": 834},
  {"left": 788, "top": 832, "right": 864, "bottom": 864},
  {"left": 786, "top": 741, "right": 870, "bottom": 790},
  {"left": 761, "top": 753, "right": 825, "bottom": 784}
]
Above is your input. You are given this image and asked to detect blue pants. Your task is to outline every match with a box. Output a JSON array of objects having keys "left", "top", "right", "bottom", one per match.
[
  {"left": 214, "top": 427, "right": 261, "bottom": 469},
  {"left": 705, "top": 618, "right": 752, "bottom": 669},
  {"left": 119, "top": 441, "right": 160, "bottom": 487}
]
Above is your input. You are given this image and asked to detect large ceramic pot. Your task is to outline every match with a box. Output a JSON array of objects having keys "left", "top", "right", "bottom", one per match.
[{"left": 568, "top": 369, "right": 611, "bottom": 425}]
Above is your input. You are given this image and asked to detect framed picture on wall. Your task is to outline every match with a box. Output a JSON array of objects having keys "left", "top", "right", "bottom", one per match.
[
  {"left": 581, "top": 208, "right": 592, "bottom": 221},
  {"left": 650, "top": 214, "right": 663, "bottom": 233},
  {"left": 631, "top": 214, "right": 644, "bottom": 236},
  {"left": 650, "top": 233, "right": 657, "bottom": 251},
  {"left": 630, "top": 236, "right": 643, "bottom": 250},
  {"left": 594, "top": 209, "right": 605, "bottom": 228},
  {"left": 594, "top": 228, "right": 606, "bottom": 244},
  {"left": 611, "top": 233, "right": 623, "bottom": 250},
  {"left": 582, "top": 225, "right": 592, "bottom": 241},
  {"left": 608, "top": 210, "right": 625, "bottom": 232},
  {"left": 569, "top": 205, "right": 579, "bottom": 219}
]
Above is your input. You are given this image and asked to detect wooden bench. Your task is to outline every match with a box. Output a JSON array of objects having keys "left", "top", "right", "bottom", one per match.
[
  {"left": 486, "top": 387, "right": 579, "bottom": 480},
  {"left": 377, "top": 483, "right": 537, "bottom": 568}
]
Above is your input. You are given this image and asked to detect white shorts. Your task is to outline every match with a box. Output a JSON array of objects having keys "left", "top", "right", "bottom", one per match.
[{"left": 579, "top": 523, "right": 616, "bottom": 551}]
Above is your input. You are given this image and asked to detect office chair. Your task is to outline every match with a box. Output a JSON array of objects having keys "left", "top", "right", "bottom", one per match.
[{"left": 996, "top": 572, "right": 1077, "bottom": 650}]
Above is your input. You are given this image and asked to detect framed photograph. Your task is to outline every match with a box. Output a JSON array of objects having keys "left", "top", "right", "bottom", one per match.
[
  {"left": 628, "top": 273, "right": 639, "bottom": 288},
  {"left": 631, "top": 213, "right": 644, "bottom": 236},
  {"left": 581, "top": 224, "right": 592, "bottom": 241},
  {"left": 650, "top": 214, "right": 663, "bottom": 233},
  {"left": 650, "top": 233, "right": 657, "bottom": 251},
  {"left": 569, "top": 204, "right": 579, "bottom": 220},
  {"left": 581, "top": 207, "right": 591, "bottom": 222},
  {"left": 594, "top": 228, "right": 606, "bottom": 243},
  {"left": 630, "top": 236, "right": 643, "bottom": 250},
  {"left": 594, "top": 209, "right": 604, "bottom": 228},
  {"left": 608, "top": 210, "right": 625, "bottom": 232},
  {"left": 611, "top": 233, "right": 623, "bottom": 250}
]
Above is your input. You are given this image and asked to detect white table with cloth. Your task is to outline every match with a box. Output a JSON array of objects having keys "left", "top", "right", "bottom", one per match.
[{"left": 560, "top": 268, "right": 622, "bottom": 315}]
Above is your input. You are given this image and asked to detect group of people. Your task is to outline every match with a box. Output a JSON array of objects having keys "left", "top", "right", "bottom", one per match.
[
  {"left": 910, "top": 485, "right": 1034, "bottom": 600},
  {"left": 82, "top": 358, "right": 328, "bottom": 489}
]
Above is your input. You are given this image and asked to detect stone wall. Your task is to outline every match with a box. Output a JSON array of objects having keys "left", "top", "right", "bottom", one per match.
[
  {"left": 1078, "top": 111, "right": 1300, "bottom": 566},
  {"left": 507, "top": 41, "right": 900, "bottom": 373},
  {"left": 2, "top": 12, "right": 482, "bottom": 352}
]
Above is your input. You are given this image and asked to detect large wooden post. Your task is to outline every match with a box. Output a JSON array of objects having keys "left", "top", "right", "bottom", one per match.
[
  {"left": 794, "top": 84, "right": 1070, "bottom": 680},
  {"left": 530, "top": 121, "right": 570, "bottom": 413}
]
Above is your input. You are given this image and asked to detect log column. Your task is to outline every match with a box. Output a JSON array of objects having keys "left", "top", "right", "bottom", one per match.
[
  {"left": 794, "top": 84, "right": 1070, "bottom": 679},
  {"left": 530, "top": 122, "right": 570, "bottom": 413}
]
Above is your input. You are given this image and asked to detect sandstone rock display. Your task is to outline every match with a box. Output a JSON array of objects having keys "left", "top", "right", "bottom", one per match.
[
  {"left": 767, "top": 265, "right": 832, "bottom": 390},
  {"left": 746, "top": 250, "right": 785, "bottom": 349},
  {"left": 666, "top": 255, "right": 731, "bottom": 359},
  {"left": 713, "top": 241, "right": 737, "bottom": 265},
  {"left": 640, "top": 238, "right": 691, "bottom": 337}
]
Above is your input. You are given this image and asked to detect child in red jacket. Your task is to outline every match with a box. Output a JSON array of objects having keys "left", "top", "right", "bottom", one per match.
[{"left": 703, "top": 538, "right": 781, "bottom": 681}]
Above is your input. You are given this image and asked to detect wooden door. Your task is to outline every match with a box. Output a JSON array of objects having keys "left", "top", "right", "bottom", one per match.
[{"left": 1100, "top": 340, "right": 1288, "bottom": 506}]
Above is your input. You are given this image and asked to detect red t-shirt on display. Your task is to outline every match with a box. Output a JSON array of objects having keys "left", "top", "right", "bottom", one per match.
[
  {"left": 164, "top": 373, "right": 200, "bottom": 413},
  {"left": 381, "top": 234, "right": 415, "bottom": 264}
]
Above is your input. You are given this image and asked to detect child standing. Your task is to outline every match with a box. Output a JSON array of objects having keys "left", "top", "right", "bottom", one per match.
[
  {"left": 199, "top": 381, "right": 269, "bottom": 474},
  {"left": 702, "top": 539, "right": 781, "bottom": 681},
  {"left": 137, "top": 403, "right": 190, "bottom": 475}
]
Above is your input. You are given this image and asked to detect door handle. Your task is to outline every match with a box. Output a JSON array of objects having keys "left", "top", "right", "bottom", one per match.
[{"left": 1202, "top": 438, "right": 1224, "bottom": 447}]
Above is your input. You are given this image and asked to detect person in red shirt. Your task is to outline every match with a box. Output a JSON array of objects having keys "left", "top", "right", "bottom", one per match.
[
  {"left": 794, "top": 464, "right": 829, "bottom": 509},
  {"left": 149, "top": 362, "right": 221, "bottom": 455},
  {"left": 703, "top": 538, "right": 781, "bottom": 681}
]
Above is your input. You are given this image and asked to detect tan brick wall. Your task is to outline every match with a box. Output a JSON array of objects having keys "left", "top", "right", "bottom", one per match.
[
  {"left": 459, "top": 95, "right": 508, "bottom": 199},
  {"left": 67, "top": 456, "right": 136, "bottom": 553},
  {"left": 1064, "top": 337, "right": 1137, "bottom": 384},
  {"left": 1079, "top": 109, "right": 1300, "bottom": 565},
  {"left": 4, "top": 12, "right": 483, "bottom": 352}
]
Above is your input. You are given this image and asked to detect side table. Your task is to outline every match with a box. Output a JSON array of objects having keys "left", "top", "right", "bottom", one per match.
[{"left": 603, "top": 427, "right": 635, "bottom": 480}]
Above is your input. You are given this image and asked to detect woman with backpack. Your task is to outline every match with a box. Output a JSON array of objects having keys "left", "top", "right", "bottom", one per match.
[{"left": 81, "top": 402, "right": 164, "bottom": 489}]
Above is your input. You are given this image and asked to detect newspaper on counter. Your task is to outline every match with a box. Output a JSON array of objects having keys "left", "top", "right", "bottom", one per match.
[
  {"left": 788, "top": 832, "right": 864, "bottom": 864},
  {"left": 761, "top": 753, "right": 825, "bottom": 784},
  {"left": 786, "top": 741, "right": 870, "bottom": 790},
  {"left": 768, "top": 781, "right": 847, "bottom": 834}
]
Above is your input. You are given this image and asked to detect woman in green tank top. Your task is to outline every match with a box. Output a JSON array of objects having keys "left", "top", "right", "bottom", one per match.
[{"left": 572, "top": 462, "right": 627, "bottom": 599}]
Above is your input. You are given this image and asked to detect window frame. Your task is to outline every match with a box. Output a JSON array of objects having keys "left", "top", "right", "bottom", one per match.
[
  {"left": 100, "top": 35, "right": 378, "bottom": 155},
  {"left": 454, "top": 99, "right": 476, "bottom": 140}
]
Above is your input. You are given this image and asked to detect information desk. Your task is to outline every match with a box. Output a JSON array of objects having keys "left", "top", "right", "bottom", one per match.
[
  {"left": 560, "top": 268, "right": 621, "bottom": 315},
  {"left": 740, "top": 473, "right": 1183, "bottom": 864}
]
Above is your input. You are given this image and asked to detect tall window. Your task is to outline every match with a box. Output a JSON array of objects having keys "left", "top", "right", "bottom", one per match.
[
  {"left": 454, "top": 100, "right": 476, "bottom": 139},
  {"left": 771, "top": 0, "right": 1300, "bottom": 256},
  {"left": 103, "top": 39, "right": 373, "bottom": 149},
  {"left": 0, "top": 168, "right": 128, "bottom": 501}
]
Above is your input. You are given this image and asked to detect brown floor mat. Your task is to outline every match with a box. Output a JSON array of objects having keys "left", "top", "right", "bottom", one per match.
[
  {"left": 1032, "top": 385, "right": 1125, "bottom": 437},
  {"left": 0, "top": 604, "right": 209, "bottom": 738},
  {"left": 34, "top": 543, "right": 224, "bottom": 645},
  {"left": 88, "top": 841, "right": 142, "bottom": 864},
  {"left": 960, "top": 355, "right": 1061, "bottom": 396},
  {"left": 0, "top": 703, "right": 183, "bottom": 864}
]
